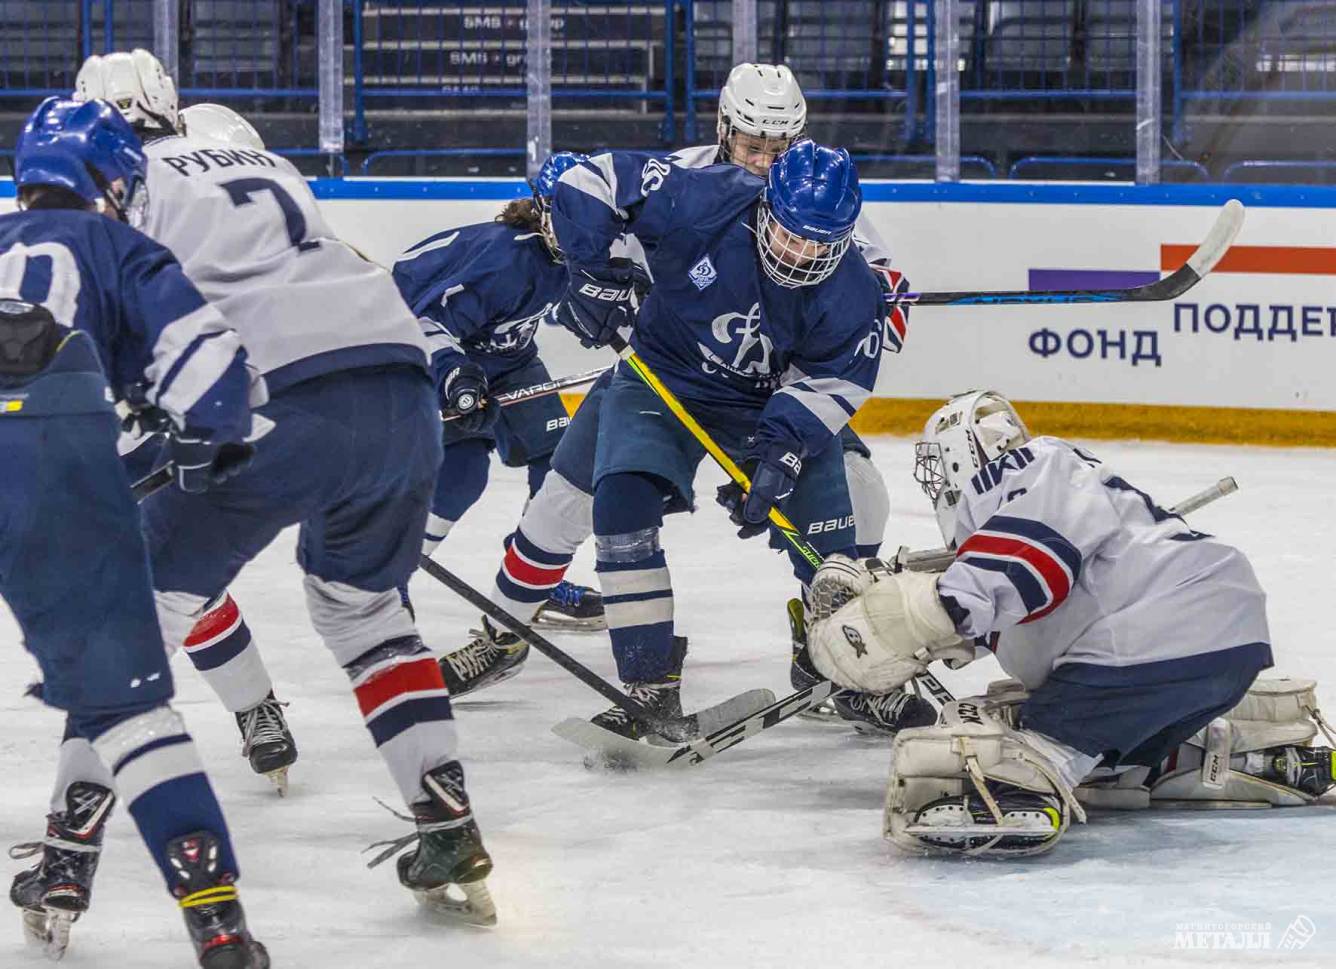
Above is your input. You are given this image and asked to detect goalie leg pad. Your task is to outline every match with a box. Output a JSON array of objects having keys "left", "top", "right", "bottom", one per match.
[
  {"left": 884, "top": 700, "right": 1087, "bottom": 858},
  {"left": 1150, "top": 677, "right": 1336, "bottom": 808}
]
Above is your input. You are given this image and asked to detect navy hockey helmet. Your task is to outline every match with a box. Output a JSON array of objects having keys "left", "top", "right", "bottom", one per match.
[
  {"left": 757, "top": 142, "right": 861, "bottom": 287},
  {"left": 16, "top": 97, "right": 147, "bottom": 222},
  {"left": 531, "top": 150, "right": 588, "bottom": 261}
]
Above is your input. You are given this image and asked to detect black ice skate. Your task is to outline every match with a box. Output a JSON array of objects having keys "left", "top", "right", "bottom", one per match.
[
  {"left": 532, "top": 580, "right": 606, "bottom": 631},
  {"left": 9, "top": 781, "right": 114, "bottom": 960},
  {"left": 1256, "top": 745, "right": 1336, "bottom": 797},
  {"left": 166, "top": 831, "right": 269, "bottom": 969},
  {"left": 366, "top": 761, "right": 496, "bottom": 927},
  {"left": 831, "top": 689, "right": 938, "bottom": 736},
  {"left": 788, "top": 598, "right": 841, "bottom": 723},
  {"left": 588, "top": 635, "right": 696, "bottom": 744},
  {"left": 909, "top": 785, "right": 1065, "bottom": 855},
  {"left": 438, "top": 617, "right": 530, "bottom": 697},
  {"left": 235, "top": 692, "right": 297, "bottom": 795}
]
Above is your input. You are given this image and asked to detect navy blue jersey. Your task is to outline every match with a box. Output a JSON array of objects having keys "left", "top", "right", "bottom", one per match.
[
  {"left": 0, "top": 209, "right": 253, "bottom": 442},
  {"left": 553, "top": 152, "right": 883, "bottom": 460},
  {"left": 393, "top": 220, "right": 566, "bottom": 386}
]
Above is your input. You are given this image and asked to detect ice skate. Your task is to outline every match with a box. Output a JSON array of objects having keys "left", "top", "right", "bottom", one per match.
[
  {"left": 1254, "top": 744, "right": 1335, "bottom": 797},
  {"left": 438, "top": 617, "right": 530, "bottom": 697},
  {"left": 831, "top": 689, "right": 938, "bottom": 736},
  {"left": 165, "top": 831, "right": 268, "bottom": 969},
  {"left": 590, "top": 678, "right": 698, "bottom": 745},
  {"left": 789, "top": 598, "right": 841, "bottom": 723},
  {"left": 907, "top": 785, "right": 1066, "bottom": 855},
  {"left": 366, "top": 761, "right": 496, "bottom": 927},
  {"left": 235, "top": 692, "right": 297, "bottom": 795},
  {"left": 532, "top": 580, "right": 606, "bottom": 631},
  {"left": 9, "top": 781, "right": 114, "bottom": 961}
]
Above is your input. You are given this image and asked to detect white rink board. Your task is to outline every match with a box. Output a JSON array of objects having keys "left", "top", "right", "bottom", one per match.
[{"left": 315, "top": 187, "right": 1336, "bottom": 412}]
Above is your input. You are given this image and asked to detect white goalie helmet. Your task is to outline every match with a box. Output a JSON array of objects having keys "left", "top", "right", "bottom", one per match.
[
  {"left": 913, "top": 390, "right": 1031, "bottom": 544},
  {"left": 717, "top": 62, "right": 807, "bottom": 177},
  {"left": 181, "top": 103, "right": 265, "bottom": 150},
  {"left": 74, "top": 49, "right": 180, "bottom": 134}
]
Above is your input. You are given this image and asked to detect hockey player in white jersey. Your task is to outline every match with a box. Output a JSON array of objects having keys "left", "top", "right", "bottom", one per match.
[
  {"left": 806, "top": 391, "right": 1334, "bottom": 857},
  {"left": 73, "top": 51, "right": 298, "bottom": 792},
  {"left": 70, "top": 50, "right": 497, "bottom": 921},
  {"left": 438, "top": 64, "right": 916, "bottom": 736}
]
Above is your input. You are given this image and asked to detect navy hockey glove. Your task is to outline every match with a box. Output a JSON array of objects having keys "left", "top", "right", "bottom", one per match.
[
  {"left": 715, "top": 443, "right": 802, "bottom": 539},
  {"left": 168, "top": 433, "right": 254, "bottom": 494},
  {"left": 441, "top": 360, "right": 499, "bottom": 434},
  {"left": 552, "top": 264, "right": 636, "bottom": 349}
]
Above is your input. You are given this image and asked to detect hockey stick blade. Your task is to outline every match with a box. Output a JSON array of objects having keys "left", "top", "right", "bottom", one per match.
[
  {"left": 553, "top": 688, "right": 777, "bottom": 769},
  {"left": 910, "top": 199, "right": 1244, "bottom": 306}
]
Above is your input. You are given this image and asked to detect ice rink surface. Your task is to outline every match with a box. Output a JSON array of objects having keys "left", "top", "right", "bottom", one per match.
[{"left": 2, "top": 435, "right": 1334, "bottom": 968}]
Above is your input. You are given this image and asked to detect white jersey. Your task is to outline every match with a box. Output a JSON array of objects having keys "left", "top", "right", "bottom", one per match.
[
  {"left": 668, "top": 144, "right": 893, "bottom": 267},
  {"left": 938, "top": 436, "right": 1270, "bottom": 691},
  {"left": 140, "top": 136, "right": 428, "bottom": 393}
]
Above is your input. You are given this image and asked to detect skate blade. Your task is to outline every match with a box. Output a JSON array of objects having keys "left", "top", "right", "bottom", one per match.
[
  {"left": 264, "top": 767, "right": 290, "bottom": 797},
  {"left": 21, "top": 907, "right": 73, "bottom": 961},
  {"left": 412, "top": 879, "right": 497, "bottom": 927},
  {"left": 796, "top": 699, "right": 845, "bottom": 724},
  {"left": 531, "top": 611, "right": 607, "bottom": 632}
]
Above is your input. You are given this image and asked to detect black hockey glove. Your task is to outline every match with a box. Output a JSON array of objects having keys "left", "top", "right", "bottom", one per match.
[
  {"left": 168, "top": 433, "right": 254, "bottom": 494},
  {"left": 552, "top": 263, "right": 636, "bottom": 349},
  {"left": 716, "top": 442, "right": 802, "bottom": 539},
  {"left": 441, "top": 360, "right": 499, "bottom": 434}
]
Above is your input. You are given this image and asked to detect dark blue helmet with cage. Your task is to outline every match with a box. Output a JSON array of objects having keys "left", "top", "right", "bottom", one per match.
[
  {"left": 16, "top": 96, "right": 148, "bottom": 222},
  {"left": 756, "top": 141, "right": 861, "bottom": 287},
  {"left": 530, "top": 150, "right": 587, "bottom": 261}
]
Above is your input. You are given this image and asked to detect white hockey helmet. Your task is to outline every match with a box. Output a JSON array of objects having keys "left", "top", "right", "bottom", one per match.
[
  {"left": 913, "top": 390, "right": 1031, "bottom": 544},
  {"left": 181, "top": 103, "right": 265, "bottom": 150},
  {"left": 74, "top": 49, "right": 180, "bottom": 135},
  {"left": 717, "top": 62, "right": 807, "bottom": 177}
]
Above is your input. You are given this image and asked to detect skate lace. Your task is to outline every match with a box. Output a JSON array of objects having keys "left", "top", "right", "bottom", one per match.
[
  {"left": 362, "top": 799, "right": 468, "bottom": 870},
  {"left": 549, "top": 581, "right": 584, "bottom": 608},
  {"left": 446, "top": 634, "right": 500, "bottom": 681},
  {"left": 849, "top": 691, "right": 912, "bottom": 725},
  {"left": 239, "top": 697, "right": 288, "bottom": 756},
  {"left": 598, "top": 684, "right": 666, "bottom": 727}
]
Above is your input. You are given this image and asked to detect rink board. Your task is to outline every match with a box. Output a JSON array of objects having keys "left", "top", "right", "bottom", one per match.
[{"left": 8, "top": 178, "right": 1336, "bottom": 443}]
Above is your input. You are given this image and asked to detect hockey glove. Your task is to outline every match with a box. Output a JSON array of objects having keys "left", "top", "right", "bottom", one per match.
[
  {"left": 715, "top": 443, "right": 802, "bottom": 539},
  {"left": 552, "top": 264, "right": 636, "bottom": 349},
  {"left": 168, "top": 433, "right": 255, "bottom": 494},
  {"left": 441, "top": 360, "right": 499, "bottom": 434},
  {"left": 874, "top": 266, "right": 911, "bottom": 353}
]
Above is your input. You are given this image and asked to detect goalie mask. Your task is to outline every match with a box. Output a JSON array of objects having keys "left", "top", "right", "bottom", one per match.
[
  {"left": 74, "top": 49, "right": 180, "bottom": 136},
  {"left": 717, "top": 63, "right": 807, "bottom": 177},
  {"left": 914, "top": 391, "right": 1031, "bottom": 545}
]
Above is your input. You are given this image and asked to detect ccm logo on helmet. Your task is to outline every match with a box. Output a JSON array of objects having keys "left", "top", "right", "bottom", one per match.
[{"left": 577, "top": 283, "right": 632, "bottom": 301}]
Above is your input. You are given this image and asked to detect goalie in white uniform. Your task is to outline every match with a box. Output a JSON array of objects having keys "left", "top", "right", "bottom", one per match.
[{"left": 807, "top": 390, "right": 1335, "bottom": 857}]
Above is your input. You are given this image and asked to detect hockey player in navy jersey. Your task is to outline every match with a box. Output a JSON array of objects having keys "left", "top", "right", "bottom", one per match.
[
  {"left": 541, "top": 140, "right": 934, "bottom": 741},
  {"left": 72, "top": 50, "right": 496, "bottom": 923},
  {"left": 393, "top": 151, "right": 604, "bottom": 691},
  {"left": 807, "top": 391, "right": 1334, "bottom": 857},
  {"left": 437, "top": 68, "right": 920, "bottom": 736},
  {"left": 1, "top": 97, "right": 269, "bottom": 966}
]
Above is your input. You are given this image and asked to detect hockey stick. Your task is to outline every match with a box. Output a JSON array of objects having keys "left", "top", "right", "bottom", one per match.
[
  {"left": 893, "top": 476, "right": 1239, "bottom": 573},
  {"left": 416, "top": 554, "right": 691, "bottom": 736},
  {"left": 905, "top": 200, "right": 1244, "bottom": 306},
  {"left": 131, "top": 464, "right": 173, "bottom": 501},
  {"left": 440, "top": 366, "right": 608, "bottom": 424}
]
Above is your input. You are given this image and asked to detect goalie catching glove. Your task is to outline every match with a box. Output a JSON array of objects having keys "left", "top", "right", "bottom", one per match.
[{"left": 807, "top": 557, "right": 973, "bottom": 694}]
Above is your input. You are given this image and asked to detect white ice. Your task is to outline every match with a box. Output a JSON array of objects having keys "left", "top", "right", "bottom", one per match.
[{"left": 2, "top": 436, "right": 1334, "bottom": 968}]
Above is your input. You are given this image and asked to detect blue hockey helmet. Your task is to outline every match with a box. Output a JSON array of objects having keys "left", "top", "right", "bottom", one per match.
[
  {"left": 531, "top": 150, "right": 588, "bottom": 261},
  {"left": 16, "top": 96, "right": 148, "bottom": 222},
  {"left": 756, "top": 142, "right": 861, "bottom": 287}
]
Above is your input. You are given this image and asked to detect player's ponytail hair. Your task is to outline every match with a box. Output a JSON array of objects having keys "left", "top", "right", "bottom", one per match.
[{"left": 496, "top": 197, "right": 543, "bottom": 232}]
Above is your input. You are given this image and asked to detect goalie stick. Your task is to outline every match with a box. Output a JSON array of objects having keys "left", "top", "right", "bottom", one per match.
[
  {"left": 441, "top": 365, "right": 608, "bottom": 423},
  {"left": 904, "top": 200, "right": 1243, "bottom": 307},
  {"left": 893, "top": 477, "right": 1239, "bottom": 573}
]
